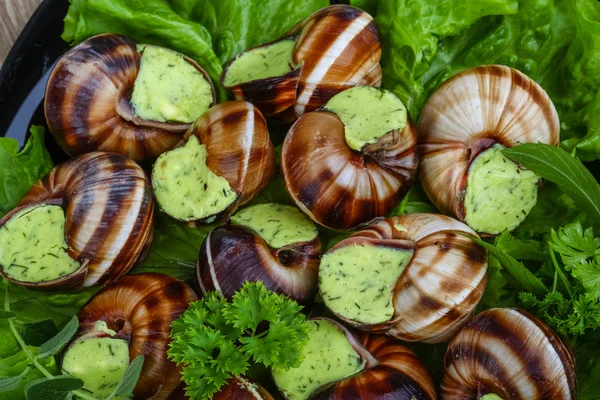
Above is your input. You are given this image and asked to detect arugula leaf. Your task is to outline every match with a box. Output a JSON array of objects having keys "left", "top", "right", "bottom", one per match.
[
  {"left": 0, "top": 126, "right": 53, "bottom": 218},
  {"left": 504, "top": 144, "right": 600, "bottom": 224},
  {"left": 169, "top": 283, "right": 309, "bottom": 399},
  {"left": 390, "top": 183, "right": 437, "bottom": 216},
  {"left": 20, "top": 320, "right": 58, "bottom": 347}
]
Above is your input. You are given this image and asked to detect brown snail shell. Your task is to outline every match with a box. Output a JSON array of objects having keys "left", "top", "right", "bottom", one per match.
[
  {"left": 221, "top": 5, "right": 381, "bottom": 121},
  {"left": 320, "top": 214, "right": 488, "bottom": 343},
  {"left": 167, "top": 376, "right": 274, "bottom": 400},
  {"left": 155, "top": 101, "right": 276, "bottom": 225},
  {"left": 442, "top": 308, "right": 577, "bottom": 399},
  {"left": 418, "top": 65, "right": 559, "bottom": 231},
  {"left": 72, "top": 273, "right": 197, "bottom": 400},
  {"left": 45, "top": 34, "right": 216, "bottom": 162},
  {"left": 197, "top": 224, "right": 321, "bottom": 304},
  {"left": 281, "top": 109, "right": 418, "bottom": 230},
  {"left": 0, "top": 152, "right": 154, "bottom": 289}
]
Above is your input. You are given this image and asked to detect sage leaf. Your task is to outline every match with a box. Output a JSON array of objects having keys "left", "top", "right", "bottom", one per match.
[
  {"left": 0, "top": 311, "right": 15, "bottom": 319},
  {"left": 21, "top": 319, "right": 59, "bottom": 347},
  {"left": 113, "top": 355, "right": 145, "bottom": 397},
  {"left": 468, "top": 235, "right": 549, "bottom": 297},
  {"left": 24, "top": 376, "right": 83, "bottom": 400},
  {"left": 503, "top": 144, "right": 600, "bottom": 224},
  {"left": 38, "top": 316, "right": 79, "bottom": 358}
]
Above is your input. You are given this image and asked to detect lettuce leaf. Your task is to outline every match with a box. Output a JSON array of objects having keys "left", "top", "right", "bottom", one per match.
[
  {"left": 0, "top": 127, "right": 53, "bottom": 218},
  {"left": 62, "top": 0, "right": 327, "bottom": 85}
]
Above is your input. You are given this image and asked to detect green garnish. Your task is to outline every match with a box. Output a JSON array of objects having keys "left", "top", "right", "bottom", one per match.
[{"left": 168, "top": 282, "right": 310, "bottom": 399}]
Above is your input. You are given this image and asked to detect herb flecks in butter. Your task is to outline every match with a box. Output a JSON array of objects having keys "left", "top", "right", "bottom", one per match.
[
  {"left": 223, "top": 39, "right": 296, "bottom": 86},
  {"left": 152, "top": 135, "right": 237, "bottom": 222},
  {"left": 324, "top": 86, "right": 408, "bottom": 152},
  {"left": 230, "top": 203, "right": 318, "bottom": 248},
  {"left": 131, "top": 45, "right": 213, "bottom": 123},
  {"left": 479, "top": 394, "right": 504, "bottom": 400},
  {"left": 464, "top": 144, "right": 539, "bottom": 235},
  {"left": 272, "top": 320, "right": 364, "bottom": 400},
  {"left": 319, "top": 243, "right": 413, "bottom": 324},
  {"left": 62, "top": 337, "right": 129, "bottom": 398},
  {"left": 0, "top": 204, "right": 80, "bottom": 282}
]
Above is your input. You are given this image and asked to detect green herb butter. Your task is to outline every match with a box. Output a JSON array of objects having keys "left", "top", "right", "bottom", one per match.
[
  {"left": 0, "top": 204, "right": 80, "bottom": 282},
  {"left": 223, "top": 39, "right": 296, "bottom": 86},
  {"left": 152, "top": 135, "right": 237, "bottom": 221},
  {"left": 230, "top": 203, "right": 318, "bottom": 248},
  {"left": 323, "top": 87, "right": 408, "bottom": 152},
  {"left": 464, "top": 144, "right": 539, "bottom": 235},
  {"left": 480, "top": 394, "right": 503, "bottom": 400},
  {"left": 272, "top": 320, "right": 364, "bottom": 400},
  {"left": 319, "top": 244, "right": 413, "bottom": 324},
  {"left": 62, "top": 337, "right": 129, "bottom": 398},
  {"left": 130, "top": 45, "right": 213, "bottom": 123}
]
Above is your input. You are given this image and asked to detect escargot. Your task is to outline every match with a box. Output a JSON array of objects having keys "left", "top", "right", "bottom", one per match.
[
  {"left": 0, "top": 152, "right": 153, "bottom": 290},
  {"left": 272, "top": 318, "right": 436, "bottom": 399},
  {"left": 152, "top": 101, "right": 275, "bottom": 225},
  {"left": 319, "top": 213, "right": 487, "bottom": 343},
  {"left": 45, "top": 34, "right": 216, "bottom": 162},
  {"left": 167, "top": 376, "right": 274, "bottom": 400},
  {"left": 221, "top": 5, "right": 381, "bottom": 121},
  {"left": 281, "top": 86, "right": 418, "bottom": 230},
  {"left": 418, "top": 65, "right": 560, "bottom": 235},
  {"left": 442, "top": 308, "right": 577, "bottom": 399},
  {"left": 197, "top": 203, "right": 321, "bottom": 304},
  {"left": 61, "top": 273, "right": 197, "bottom": 400}
]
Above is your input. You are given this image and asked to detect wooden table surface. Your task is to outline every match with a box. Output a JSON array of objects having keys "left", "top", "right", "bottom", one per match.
[{"left": 0, "top": 0, "right": 44, "bottom": 64}]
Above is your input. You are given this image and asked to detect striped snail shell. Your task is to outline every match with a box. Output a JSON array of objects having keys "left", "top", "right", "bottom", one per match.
[
  {"left": 167, "top": 376, "right": 274, "bottom": 400},
  {"left": 318, "top": 213, "right": 488, "bottom": 343},
  {"left": 221, "top": 5, "right": 381, "bottom": 121},
  {"left": 281, "top": 87, "right": 418, "bottom": 230},
  {"left": 152, "top": 101, "right": 276, "bottom": 225},
  {"left": 197, "top": 203, "right": 321, "bottom": 304},
  {"left": 0, "top": 152, "right": 153, "bottom": 290},
  {"left": 418, "top": 65, "right": 560, "bottom": 235},
  {"left": 442, "top": 308, "right": 577, "bottom": 399},
  {"left": 45, "top": 34, "right": 216, "bottom": 162},
  {"left": 66, "top": 273, "right": 197, "bottom": 400},
  {"left": 272, "top": 318, "right": 436, "bottom": 400}
]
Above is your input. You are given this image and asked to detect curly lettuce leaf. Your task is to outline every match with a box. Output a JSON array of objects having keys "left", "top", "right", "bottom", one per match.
[{"left": 0, "top": 127, "right": 53, "bottom": 218}]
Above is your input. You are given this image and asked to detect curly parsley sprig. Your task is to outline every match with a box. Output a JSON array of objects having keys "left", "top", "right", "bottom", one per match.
[{"left": 168, "top": 282, "right": 309, "bottom": 400}]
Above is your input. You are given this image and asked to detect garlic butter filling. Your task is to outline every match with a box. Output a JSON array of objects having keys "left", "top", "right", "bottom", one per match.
[
  {"left": 0, "top": 204, "right": 80, "bottom": 282},
  {"left": 272, "top": 319, "right": 364, "bottom": 400},
  {"left": 152, "top": 135, "right": 237, "bottom": 222},
  {"left": 230, "top": 203, "right": 318, "bottom": 248},
  {"left": 464, "top": 144, "right": 539, "bottom": 235},
  {"left": 324, "top": 86, "right": 408, "bottom": 151},
  {"left": 223, "top": 39, "right": 296, "bottom": 86},
  {"left": 131, "top": 45, "right": 213, "bottom": 123},
  {"left": 319, "top": 243, "right": 413, "bottom": 324}
]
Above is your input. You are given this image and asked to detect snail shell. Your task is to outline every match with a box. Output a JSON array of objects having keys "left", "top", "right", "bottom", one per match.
[
  {"left": 442, "top": 308, "right": 577, "bottom": 399},
  {"left": 197, "top": 223, "right": 321, "bottom": 304},
  {"left": 167, "top": 376, "right": 274, "bottom": 400},
  {"left": 153, "top": 101, "right": 276, "bottom": 225},
  {"left": 311, "top": 330, "right": 437, "bottom": 399},
  {"left": 73, "top": 273, "right": 197, "bottom": 400},
  {"left": 45, "top": 34, "right": 216, "bottom": 162},
  {"left": 281, "top": 98, "right": 418, "bottom": 231},
  {"left": 319, "top": 213, "right": 488, "bottom": 343},
  {"left": 418, "top": 65, "right": 559, "bottom": 233},
  {"left": 0, "top": 152, "right": 153, "bottom": 289},
  {"left": 221, "top": 5, "right": 381, "bottom": 121}
]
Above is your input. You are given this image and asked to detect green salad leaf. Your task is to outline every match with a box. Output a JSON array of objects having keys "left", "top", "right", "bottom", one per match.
[{"left": 0, "top": 127, "right": 53, "bottom": 218}]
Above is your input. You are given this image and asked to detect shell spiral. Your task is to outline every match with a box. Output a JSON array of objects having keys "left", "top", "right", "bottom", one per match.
[
  {"left": 281, "top": 112, "right": 418, "bottom": 230},
  {"left": 310, "top": 332, "right": 437, "bottom": 399},
  {"left": 45, "top": 34, "right": 215, "bottom": 162},
  {"left": 324, "top": 213, "right": 488, "bottom": 343},
  {"left": 197, "top": 224, "right": 321, "bottom": 304},
  {"left": 75, "top": 273, "right": 198, "bottom": 400},
  {"left": 14, "top": 152, "right": 154, "bottom": 288},
  {"left": 418, "top": 65, "right": 560, "bottom": 220},
  {"left": 442, "top": 308, "right": 577, "bottom": 399}
]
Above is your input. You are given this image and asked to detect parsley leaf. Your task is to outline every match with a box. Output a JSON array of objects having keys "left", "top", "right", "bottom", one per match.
[
  {"left": 550, "top": 222, "right": 600, "bottom": 267},
  {"left": 168, "top": 282, "right": 309, "bottom": 400}
]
